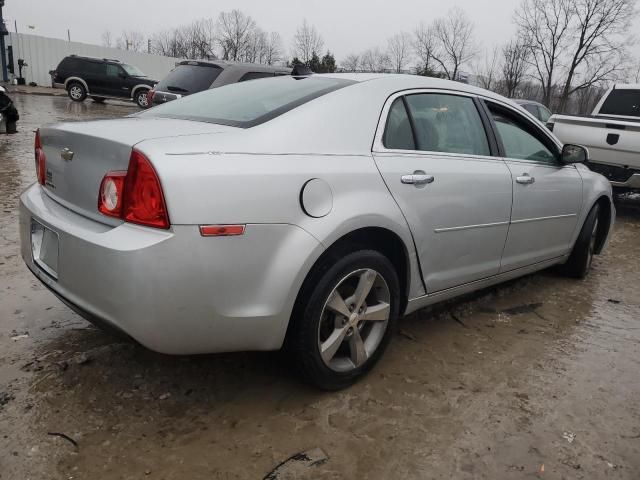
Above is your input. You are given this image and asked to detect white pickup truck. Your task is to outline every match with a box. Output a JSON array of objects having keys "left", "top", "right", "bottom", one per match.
[{"left": 548, "top": 84, "right": 640, "bottom": 191}]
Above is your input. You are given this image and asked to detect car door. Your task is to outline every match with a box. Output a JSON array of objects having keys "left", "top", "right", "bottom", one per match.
[
  {"left": 82, "top": 60, "right": 108, "bottom": 95},
  {"left": 104, "top": 63, "right": 128, "bottom": 98},
  {"left": 373, "top": 91, "right": 513, "bottom": 293},
  {"left": 484, "top": 100, "right": 583, "bottom": 271}
]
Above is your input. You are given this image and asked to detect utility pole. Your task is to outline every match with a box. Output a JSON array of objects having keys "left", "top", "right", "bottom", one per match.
[
  {"left": 67, "top": 29, "right": 70, "bottom": 42},
  {"left": 0, "top": 1, "right": 8, "bottom": 82}
]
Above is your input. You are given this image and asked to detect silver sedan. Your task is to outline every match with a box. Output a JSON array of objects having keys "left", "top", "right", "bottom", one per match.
[{"left": 20, "top": 74, "right": 614, "bottom": 389}]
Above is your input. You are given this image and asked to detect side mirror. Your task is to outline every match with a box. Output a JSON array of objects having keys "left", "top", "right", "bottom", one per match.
[
  {"left": 119, "top": 73, "right": 127, "bottom": 79},
  {"left": 561, "top": 144, "right": 588, "bottom": 164}
]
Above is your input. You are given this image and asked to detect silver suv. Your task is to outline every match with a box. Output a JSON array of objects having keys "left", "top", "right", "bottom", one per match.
[{"left": 148, "top": 60, "right": 291, "bottom": 106}]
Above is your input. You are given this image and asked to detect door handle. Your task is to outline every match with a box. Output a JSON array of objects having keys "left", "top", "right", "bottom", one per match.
[
  {"left": 516, "top": 174, "right": 535, "bottom": 185},
  {"left": 401, "top": 173, "right": 435, "bottom": 186}
]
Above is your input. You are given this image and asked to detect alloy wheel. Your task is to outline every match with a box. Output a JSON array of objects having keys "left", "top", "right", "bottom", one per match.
[
  {"left": 318, "top": 268, "right": 391, "bottom": 372},
  {"left": 69, "top": 86, "right": 83, "bottom": 100}
]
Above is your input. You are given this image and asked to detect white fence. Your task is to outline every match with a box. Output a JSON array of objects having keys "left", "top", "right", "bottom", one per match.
[{"left": 6, "top": 33, "right": 181, "bottom": 87}]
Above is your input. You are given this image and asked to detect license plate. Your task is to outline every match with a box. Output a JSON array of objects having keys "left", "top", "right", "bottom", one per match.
[{"left": 31, "top": 219, "right": 59, "bottom": 279}]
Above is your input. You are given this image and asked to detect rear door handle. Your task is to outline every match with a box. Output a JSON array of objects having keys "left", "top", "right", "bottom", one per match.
[
  {"left": 516, "top": 174, "right": 535, "bottom": 185},
  {"left": 401, "top": 173, "right": 435, "bottom": 186}
]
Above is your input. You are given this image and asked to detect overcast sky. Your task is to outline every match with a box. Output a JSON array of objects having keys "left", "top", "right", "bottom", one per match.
[{"left": 4, "top": 0, "right": 640, "bottom": 65}]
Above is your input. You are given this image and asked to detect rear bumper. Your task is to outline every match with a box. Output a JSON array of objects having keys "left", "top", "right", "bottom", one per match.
[{"left": 20, "top": 184, "right": 324, "bottom": 354}]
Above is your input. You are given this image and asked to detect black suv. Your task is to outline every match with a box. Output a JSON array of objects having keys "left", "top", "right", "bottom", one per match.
[{"left": 51, "top": 55, "right": 157, "bottom": 108}]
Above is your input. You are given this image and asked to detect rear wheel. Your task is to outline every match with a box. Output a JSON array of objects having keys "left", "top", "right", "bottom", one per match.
[
  {"left": 287, "top": 250, "right": 400, "bottom": 390},
  {"left": 560, "top": 204, "right": 600, "bottom": 279},
  {"left": 134, "top": 89, "right": 149, "bottom": 108},
  {"left": 67, "top": 82, "right": 87, "bottom": 102}
]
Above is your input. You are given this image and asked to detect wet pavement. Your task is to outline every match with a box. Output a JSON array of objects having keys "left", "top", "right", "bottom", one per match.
[{"left": 1, "top": 94, "right": 639, "bottom": 479}]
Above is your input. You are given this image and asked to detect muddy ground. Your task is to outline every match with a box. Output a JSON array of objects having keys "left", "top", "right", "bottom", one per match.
[{"left": 1, "top": 94, "right": 639, "bottom": 479}]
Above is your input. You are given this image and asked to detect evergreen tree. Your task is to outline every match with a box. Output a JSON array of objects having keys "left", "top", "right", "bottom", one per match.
[{"left": 320, "top": 52, "right": 337, "bottom": 73}]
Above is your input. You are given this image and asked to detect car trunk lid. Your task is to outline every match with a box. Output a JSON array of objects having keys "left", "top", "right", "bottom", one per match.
[{"left": 39, "top": 117, "right": 236, "bottom": 224}]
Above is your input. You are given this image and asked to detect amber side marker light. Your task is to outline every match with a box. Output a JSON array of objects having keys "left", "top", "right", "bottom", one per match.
[{"left": 199, "top": 225, "right": 246, "bottom": 237}]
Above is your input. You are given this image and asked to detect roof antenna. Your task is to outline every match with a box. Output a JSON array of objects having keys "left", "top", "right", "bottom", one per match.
[{"left": 291, "top": 65, "right": 313, "bottom": 76}]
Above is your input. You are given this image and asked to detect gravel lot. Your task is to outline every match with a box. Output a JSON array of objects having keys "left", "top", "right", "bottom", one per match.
[{"left": 1, "top": 93, "right": 639, "bottom": 479}]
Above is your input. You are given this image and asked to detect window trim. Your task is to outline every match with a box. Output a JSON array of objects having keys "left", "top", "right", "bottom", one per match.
[
  {"left": 481, "top": 99, "right": 565, "bottom": 167},
  {"left": 373, "top": 89, "right": 499, "bottom": 160}
]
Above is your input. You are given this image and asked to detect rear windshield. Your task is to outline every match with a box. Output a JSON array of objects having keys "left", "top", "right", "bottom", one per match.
[
  {"left": 139, "top": 76, "right": 355, "bottom": 128},
  {"left": 599, "top": 89, "right": 640, "bottom": 117},
  {"left": 155, "top": 64, "right": 223, "bottom": 95}
]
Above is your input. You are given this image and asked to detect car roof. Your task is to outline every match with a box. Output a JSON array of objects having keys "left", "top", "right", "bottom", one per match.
[
  {"left": 177, "top": 59, "right": 291, "bottom": 73},
  {"left": 613, "top": 83, "right": 640, "bottom": 90},
  {"left": 65, "top": 55, "right": 123, "bottom": 64}
]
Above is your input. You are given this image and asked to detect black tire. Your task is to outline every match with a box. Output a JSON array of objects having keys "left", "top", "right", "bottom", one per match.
[
  {"left": 134, "top": 89, "right": 149, "bottom": 108},
  {"left": 286, "top": 250, "right": 400, "bottom": 390},
  {"left": 560, "top": 204, "right": 601, "bottom": 279},
  {"left": 91, "top": 96, "right": 105, "bottom": 103},
  {"left": 67, "top": 82, "right": 87, "bottom": 102}
]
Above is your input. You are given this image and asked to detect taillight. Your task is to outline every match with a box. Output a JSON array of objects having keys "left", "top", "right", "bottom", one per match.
[
  {"left": 147, "top": 89, "right": 155, "bottom": 105},
  {"left": 98, "top": 171, "right": 126, "bottom": 217},
  {"left": 97, "top": 149, "right": 169, "bottom": 229},
  {"left": 35, "top": 129, "right": 46, "bottom": 185}
]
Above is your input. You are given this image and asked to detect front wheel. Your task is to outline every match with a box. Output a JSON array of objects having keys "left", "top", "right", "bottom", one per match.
[
  {"left": 560, "top": 204, "right": 600, "bottom": 279},
  {"left": 287, "top": 250, "right": 400, "bottom": 390},
  {"left": 134, "top": 89, "right": 149, "bottom": 108}
]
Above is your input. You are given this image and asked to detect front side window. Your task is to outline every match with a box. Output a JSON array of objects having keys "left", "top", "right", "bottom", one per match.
[
  {"left": 488, "top": 104, "right": 557, "bottom": 164},
  {"left": 121, "top": 64, "right": 146, "bottom": 77},
  {"left": 383, "top": 98, "right": 415, "bottom": 150},
  {"left": 105, "top": 64, "right": 121, "bottom": 77},
  {"left": 404, "top": 94, "right": 490, "bottom": 156}
]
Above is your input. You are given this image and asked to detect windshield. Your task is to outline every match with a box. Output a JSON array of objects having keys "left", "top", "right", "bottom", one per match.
[
  {"left": 139, "top": 76, "right": 355, "bottom": 128},
  {"left": 121, "top": 64, "right": 146, "bottom": 77}
]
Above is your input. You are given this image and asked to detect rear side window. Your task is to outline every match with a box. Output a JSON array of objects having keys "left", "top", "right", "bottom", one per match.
[
  {"left": 82, "top": 61, "right": 106, "bottom": 76},
  {"left": 383, "top": 98, "right": 415, "bottom": 150},
  {"left": 139, "top": 76, "right": 355, "bottom": 128},
  {"left": 599, "top": 89, "right": 640, "bottom": 117},
  {"left": 58, "top": 57, "right": 81, "bottom": 72},
  {"left": 239, "top": 71, "right": 274, "bottom": 82},
  {"left": 155, "top": 64, "right": 223, "bottom": 94},
  {"left": 404, "top": 94, "right": 490, "bottom": 156}
]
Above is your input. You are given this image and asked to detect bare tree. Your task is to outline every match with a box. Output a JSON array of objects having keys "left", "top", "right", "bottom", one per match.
[
  {"left": 431, "top": 8, "right": 477, "bottom": 80},
  {"left": 387, "top": 32, "right": 411, "bottom": 73},
  {"left": 341, "top": 54, "right": 360, "bottom": 72},
  {"left": 117, "top": 30, "right": 145, "bottom": 52},
  {"left": 502, "top": 39, "right": 530, "bottom": 97},
  {"left": 360, "top": 47, "right": 390, "bottom": 73},
  {"left": 413, "top": 23, "right": 439, "bottom": 75},
  {"left": 101, "top": 30, "right": 113, "bottom": 48},
  {"left": 515, "top": 0, "right": 572, "bottom": 107},
  {"left": 557, "top": 0, "right": 634, "bottom": 112},
  {"left": 216, "top": 9, "right": 256, "bottom": 61},
  {"left": 633, "top": 60, "right": 640, "bottom": 83},
  {"left": 292, "top": 20, "right": 324, "bottom": 64},
  {"left": 264, "top": 32, "right": 283, "bottom": 65},
  {"left": 476, "top": 46, "right": 501, "bottom": 91}
]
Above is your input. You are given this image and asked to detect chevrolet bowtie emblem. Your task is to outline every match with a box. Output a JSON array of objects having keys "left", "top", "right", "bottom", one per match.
[{"left": 61, "top": 148, "right": 74, "bottom": 162}]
